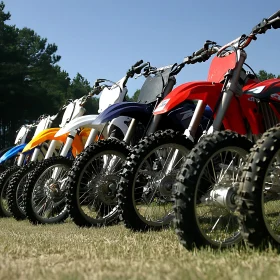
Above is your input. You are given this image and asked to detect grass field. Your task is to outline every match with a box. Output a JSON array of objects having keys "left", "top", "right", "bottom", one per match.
[{"left": 0, "top": 218, "right": 280, "bottom": 280}]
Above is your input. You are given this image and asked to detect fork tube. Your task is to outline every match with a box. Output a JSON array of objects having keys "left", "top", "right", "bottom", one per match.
[
  {"left": 210, "top": 91, "right": 234, "bottom": 132},
  {"left": 164, "top": 101, "right": 207, "bottom": 174},
  {"left": 106, "top": 119, "right": 138, "bottom": 174},
  {"left": 59, "top": 131, "right": 76, "bottom": 157},
  {"left": 30, "top": 147, "right": 41, "bottom": 162},
  {"left": 84, "top": 129, "right": 98, "bottom": 148},
  {"left": 163, "top": 148, "right": 180, "bottom": 175},
  {"left": 184, "top": 100, "right": 206, "bottom": 140},
  {"left": 51, "top": 132, "right": 76, "bottom": 181},
  {"left": 211, "top": 50, "right": 247, "bottom": 132},
  {"left": 123, "top": 118, "right": 137, "bottom": 143},
  {"left": 44, "top": 140, "right": 60, "bottom": 159},
  {"left": 16, "top": 153, "right": 25, "bottom": 166},
  {"left": 146, "top": 115, "right": 162, "bottom": 135}
]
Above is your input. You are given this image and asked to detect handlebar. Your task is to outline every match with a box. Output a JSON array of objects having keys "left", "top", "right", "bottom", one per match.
[
  {"left": 183, "top": 41, "right": 220, "bottom": 65},
  {"left": 134, "top": 41, "right": 219, "bottom": 79},
  {"left": 192, "top": 40, "right": 216, "bottom": 57},
  {"left": 126, "top": 61, "right": 150, "bottom": 77},
  {"left": 217, "top": 10, "right": 280, "bottom": 55},
  {"left": 161, "top": 41, "right": 220, "bottom": 77}
]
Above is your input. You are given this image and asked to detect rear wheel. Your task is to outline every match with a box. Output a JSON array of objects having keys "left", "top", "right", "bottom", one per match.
[
  {"left": 22, "top": 156, "right": 72, "bottom": 224},
  {"left": 118, "top": 129, "right": 193, "bottom": 231},
  {"left": 66, "top": 138, "right": 131, "bottom": 227},
  {"left": 0, "top": 166, "right": 20, "bottom": 217},
  {"left": 174, "top": 131, "right": 252, "bottom": 249},
  {"left": 237, "top": 125, "right": 280, "bottom": 248}
]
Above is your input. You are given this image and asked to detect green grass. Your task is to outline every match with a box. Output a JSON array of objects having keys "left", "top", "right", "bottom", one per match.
[{"left": 0, "top": 218, "right": 280, "bottom": 280}]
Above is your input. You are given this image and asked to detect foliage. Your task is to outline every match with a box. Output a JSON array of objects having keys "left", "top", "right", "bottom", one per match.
[
  {"left": 0, "top": 2, "right": 96, "bottom": 147},
  {"left": 1, "top": 0, "right": 280, "bottom": 148},
  {"left": 127, "top": 89, "right": 140, "bottom": 102},
  {"left": 257, "top": 70, "right": 280, "bottom": 81}
]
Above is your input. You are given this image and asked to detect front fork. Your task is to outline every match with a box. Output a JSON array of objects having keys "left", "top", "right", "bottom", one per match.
[
  {"left": 17, "top": 145, "right": 45, "bottom": 166},
  {"left": 107, "top": 114, "right": 164, "bottom": 172},
  {"left": 44, "top": 140, "right": 60, "bottom": 159},
  {"left": 52, "top": 129, "right": 99, "bottom": 189},
  {"left": 51, "top": 131, "right": 76, "bottom": 182},
  {"left": 105, "top": 118, "right": 138, "bottom": 173},
  {"left": 160, "top": 100, "right": 207, "bottom": 176},
  {"left": 84, "top": 129, "right": 99, "bottom": 149},
  {"left": 208, "top": 49, "right": 247, "bottom": 133},
  {"left": 16, "top": 153, "right": 25, "bottom": 166},
  {"left": 163, "top": 51, "right": 247, "bottom": 175}
]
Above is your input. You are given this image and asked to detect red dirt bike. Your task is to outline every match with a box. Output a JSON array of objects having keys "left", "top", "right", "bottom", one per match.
[
  {"left": 117, "top": 11, "right": 280, "bottom": 239},
  {"left": 173, "top": 10, "right": 280, "bottom": 249}
]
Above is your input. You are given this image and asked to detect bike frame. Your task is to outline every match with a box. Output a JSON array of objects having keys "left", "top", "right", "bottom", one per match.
[{"left": 154, "top": 20, "right": 280, "bottom": 175}]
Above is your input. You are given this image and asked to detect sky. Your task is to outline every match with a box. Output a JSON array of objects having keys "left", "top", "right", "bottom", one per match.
[{"left": 3, "top": 0, "right": 280, "bottom": 97}]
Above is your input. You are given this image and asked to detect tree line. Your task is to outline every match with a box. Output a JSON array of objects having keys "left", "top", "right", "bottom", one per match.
[
  {"left": 0, "top": 2, "right": 279, "bottom": 148},
  {"left": 0, "top": 2, "right": 140, "bottom": 148}
]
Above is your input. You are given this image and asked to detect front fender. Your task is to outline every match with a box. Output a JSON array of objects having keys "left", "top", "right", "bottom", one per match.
[
  {"left": 72, "top": 128, "right": 94, "bottom": 157},
  {"left": 0, "top": 144, "right": 26, "bottom": 163},
  {"left": 55, "top": 115, "right": 98, "bottom": 137},
  {"left": 0, "top": 146, "right": 12, "bottom": 158},
  {"left": 22, "top": 128, "right": 67, "bottom": 153},
  {"left": 92, "top": 102, "right": 153, "bottom": 125},
  {"left": 154, "top": 81, "right": 223, "bottom": 115}
]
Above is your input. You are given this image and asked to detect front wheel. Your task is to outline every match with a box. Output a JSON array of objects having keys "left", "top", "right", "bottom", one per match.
[
  {"left": 118, "top": 129, "right": 193, "bottom": 231},
  {"left": 7, "top": 162, "right": 37, "bottom": 220},
  {"left": 22, "top": 156, "right": 73, "bottom": 224},
  {"left": 237, "top": 125, "right": 280, "bottom": 248},
  {"left": 174, "top": 131, "right": 252, "bottom": 249},
  {"left": 0, "top": 166, "right": 20, "bottom": 217},
  {"left": 66, "top": 138, "right": 131, "bottom": 227}
]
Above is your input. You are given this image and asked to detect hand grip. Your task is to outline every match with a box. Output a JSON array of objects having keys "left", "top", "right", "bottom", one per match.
[
  {"left": 268, "top": 10, "right": 280, "bottom": 21},
  {"left": 193, "top": 47, "right": 205, "bottom": 57},
  {"left": 132, "top": 60, "right": 144, "bottom": 68},
  {"left": 134, "top": 62, "right": 149, "bottom": 74}
]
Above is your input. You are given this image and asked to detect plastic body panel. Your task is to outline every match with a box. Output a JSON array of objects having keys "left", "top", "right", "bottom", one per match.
[
  {"left": 0, "top": 144, "right": 26, "bottom": 163},
  {"left": 91, "top": 102, "right": 154, "bottom": 125},
  {"left": 54, "top": 115, "right": 98, "bottom": 137}
]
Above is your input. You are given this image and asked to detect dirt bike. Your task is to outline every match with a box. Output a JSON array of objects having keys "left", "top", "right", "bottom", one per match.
[
  {"left": 20, "top": 60, "right": 143, "bottom": 224},
  {"left": 116, "top": 41, "right": 235, "bottom": 231},
  {"left": 173, "top": 10, "right": 280, "bottom": 249},
  {"left": 3, "top": 93, "right": 97, "bottom": 220},
  {"left": 63, "top": 51, "right": 213, "bottom": 228},
  {"left": 0, "top": 113, "right": 64, "bottom": 217}
]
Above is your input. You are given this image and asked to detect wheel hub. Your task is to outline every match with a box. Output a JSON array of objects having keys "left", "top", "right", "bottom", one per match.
[
  {"left": 142, "top": 173, "right": 176, "bottom": 203},
  {"left": 89, "top": 174, "right": 119, "bottom": 205},
  {"left": 201, "top": 180, "right": 238, "bottom": 211},
  {"left": 45, "top": 179, "right": 63, "bottom": 202},
  {"left": 158, "top": 174, "right": 176, "bottom": 200}
]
